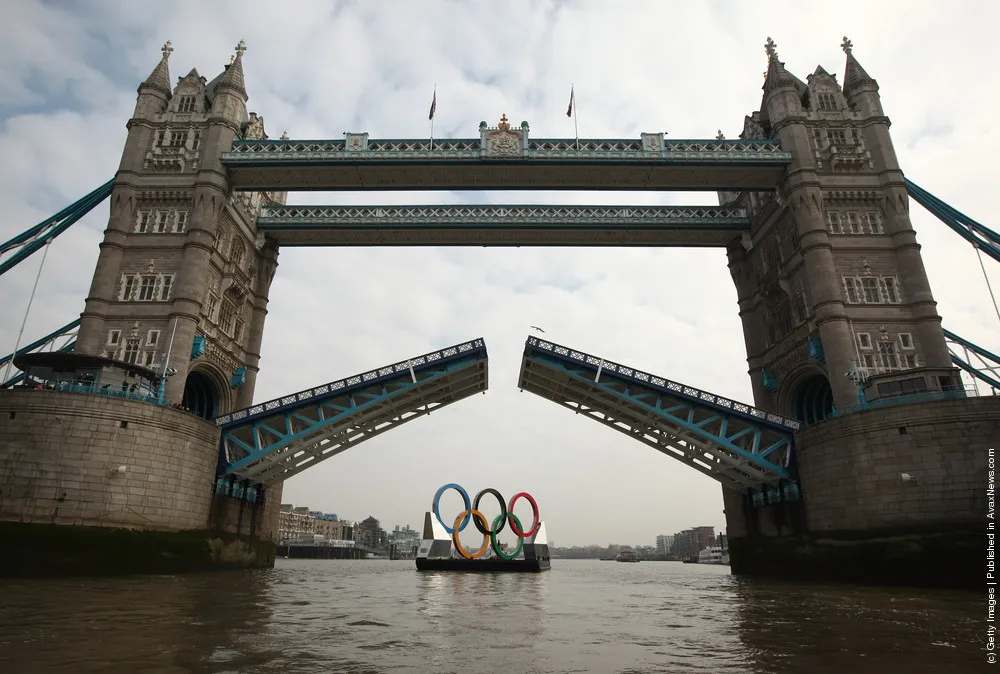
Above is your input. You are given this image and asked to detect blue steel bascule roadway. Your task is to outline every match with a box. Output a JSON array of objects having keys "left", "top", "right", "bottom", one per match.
[{"left": 2, "top": 77, "right": 999, "bottom": 505}]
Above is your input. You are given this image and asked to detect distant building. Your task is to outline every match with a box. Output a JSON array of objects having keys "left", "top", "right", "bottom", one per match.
[
  {"left": 356, "top": 515, "right": 387, "bottom": 547},
  {"left": 279, "top": 504, "right": 316, "bottom": 541}
]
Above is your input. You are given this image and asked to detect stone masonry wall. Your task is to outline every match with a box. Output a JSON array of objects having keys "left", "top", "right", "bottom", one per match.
[
  {"left": 795, "top": 396, "right": 999, "bottom": 532},
  {"left": 0, "top": 389, "right": 221, "bottom": 531}
]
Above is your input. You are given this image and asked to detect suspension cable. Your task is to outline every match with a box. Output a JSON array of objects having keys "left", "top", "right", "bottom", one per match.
[
  {"left": 973, "top": 239, "right": 1000, "bottom": 328},
  {"left": 2, "top": 237, "right": 53, "bottom": 383}
]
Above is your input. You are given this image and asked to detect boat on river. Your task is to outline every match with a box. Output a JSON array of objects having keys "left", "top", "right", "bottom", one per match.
[{"left": 616, "top": 548, "right": 640, "bottom": 562}]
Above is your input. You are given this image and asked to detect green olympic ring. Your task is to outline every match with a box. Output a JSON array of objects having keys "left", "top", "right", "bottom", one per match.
[{"left": 491, "top": 512, "right": 525, "bottom": 560}]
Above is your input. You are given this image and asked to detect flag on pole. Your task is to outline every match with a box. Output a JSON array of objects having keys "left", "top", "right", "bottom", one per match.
[
  {"left": 566, "top": 85, "right": 574, "bottom": 118},
  {"left": 428, "top": 87, "right": 437, "bottom": 120}
]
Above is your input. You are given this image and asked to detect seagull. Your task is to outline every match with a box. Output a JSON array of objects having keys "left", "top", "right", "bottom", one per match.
[{"left": 530, "top": 326, "right": 546, "bottom": 333}]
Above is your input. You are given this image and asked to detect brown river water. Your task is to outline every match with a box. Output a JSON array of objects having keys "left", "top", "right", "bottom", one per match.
[{"left": 0, "top": 559, "right": 983, "bottom": 673}]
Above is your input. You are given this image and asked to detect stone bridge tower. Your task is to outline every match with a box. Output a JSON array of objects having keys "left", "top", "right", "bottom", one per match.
[
  {"left": 723, "top": 37, "right": 961, "bottom": 424},
  {"left": 75, "top": 41, "right": 286, "bottom": 417}
]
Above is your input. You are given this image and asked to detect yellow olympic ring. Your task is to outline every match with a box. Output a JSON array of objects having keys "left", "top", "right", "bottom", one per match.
[{"left": 452, "top": 509, "right": 491, "bottom": 559}]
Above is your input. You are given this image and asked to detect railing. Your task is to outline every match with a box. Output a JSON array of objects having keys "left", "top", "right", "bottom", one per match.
[
  {"left": 524, "top": 336, "right": 803, "bottom": 431},
  {"left": 13, "top": 378, "right": 170, "bottom": 407},
  {"left": 831, "top": 387, "right": 985, "bottom": 417},
  {"left": 215, "top": 337, "right": 486, "bottom": 426},
  {"left": 223, "top": 138, "right": 791, "bottom": 162}
]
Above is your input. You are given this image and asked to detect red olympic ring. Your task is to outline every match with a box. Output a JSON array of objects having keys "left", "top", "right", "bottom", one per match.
[{"left": 508, "top": 491, "right": 540, "bottom": 537}]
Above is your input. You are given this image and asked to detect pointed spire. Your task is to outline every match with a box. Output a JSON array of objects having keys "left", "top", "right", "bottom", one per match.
[
  {"left": 216, "top": 39, "right": 247, "bottom": 98},
  {"left": 139, "top": 40, "right": 173, "bottom": 96},
  {"left": 762, "top": 36, "right": 797, "bottom": 94},
  {"left": 842, "top": 36, "right": 877, "bottom": 97}
]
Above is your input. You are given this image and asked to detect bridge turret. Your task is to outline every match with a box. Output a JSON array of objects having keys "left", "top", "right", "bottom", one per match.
[
  {"left": 841, "top": 37, "right": 883, "bottom": 117},
  {"left": 133, "top": 41, "right": 173, "bottom": 119}
]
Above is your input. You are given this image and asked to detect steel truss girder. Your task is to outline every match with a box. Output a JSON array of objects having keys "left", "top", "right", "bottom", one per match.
[
  {"left": 906, "top": 179, "right": 1000, "bottom": 263},
  {"left": 944, "top": 328, "right": 1000, "bottom": 391},
  {"left": 517, "top": 340, "right": 797, "bottom": 489},
  {"left": 1, "top": 318, "right": 81, "bottom": 388},
  {"left": 0, "top": 179, "right": 113, "bottom": 277},
  {"left": 218, "top": 340, "right": 488, "bottom": 485},
  {"left": 256, "top": 204, "right": 748, "bottom": 247}
]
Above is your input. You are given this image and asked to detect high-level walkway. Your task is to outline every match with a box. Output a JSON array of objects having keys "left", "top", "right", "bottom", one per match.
[
  {"left": 257, "top": 204, "right": 748, "bottom": 247},
  {"left": 221, "top": 136, "right": 792, "bottom": 191},
  {"left": 216, "top": 339, "right": 488, "bottom": 485},
  {"left": 517, "top": 336, "right": 801, "bottom": 490}
]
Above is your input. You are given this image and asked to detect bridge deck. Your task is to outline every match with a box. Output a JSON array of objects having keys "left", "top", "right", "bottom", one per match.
[
  {"left": 217, "top": 339, "right": 488, "bottom": 485},
  {"left": 222, "top": 137, "right": 791, "bottom": 191},
  {"left": 517, "top": 336, "right": 800, "bottom": 489},
  {"left": 257, "top": 205, "right": 748, "bottom": 247}
]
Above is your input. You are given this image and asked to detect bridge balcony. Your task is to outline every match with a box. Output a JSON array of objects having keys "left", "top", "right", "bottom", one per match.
[
  {"left": 216, "top": 339, "right": 488, "bottom": 485},
  {"left": 517, "top": 336, "right": 800, "bottom": 490}
]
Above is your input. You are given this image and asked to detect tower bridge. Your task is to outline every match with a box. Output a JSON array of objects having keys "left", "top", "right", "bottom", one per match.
[{"left": 1, "top": 35, "right": 998, "bottom": 587}]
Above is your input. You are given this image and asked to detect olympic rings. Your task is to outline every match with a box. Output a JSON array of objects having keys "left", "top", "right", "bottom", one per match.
[
  {"left": 472, "top": 488, "right": 507, "bottom": 536},
  {"left": 508, "top": 492, "right": 540, "bottom": 537},
  {"left": 452, "top": 510, "right": 491, "bottom": 559},
  {"left": 434, "top": 483, "right": 471, "bottom": 534},
  {"left": 432, "top": 483, "right": 541, "bottom": 560},
  {"left": 491, "top": 513, "right": 525, "bottom": 560}
]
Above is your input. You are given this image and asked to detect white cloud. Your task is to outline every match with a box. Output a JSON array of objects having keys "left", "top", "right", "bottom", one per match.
[{"left": 2, "top": 0, "right": 999, "bottom": 546}]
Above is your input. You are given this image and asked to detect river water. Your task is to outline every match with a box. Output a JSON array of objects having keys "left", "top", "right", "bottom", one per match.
[{"left": 0, "top": 559, "right": 983, "bottom": 673}]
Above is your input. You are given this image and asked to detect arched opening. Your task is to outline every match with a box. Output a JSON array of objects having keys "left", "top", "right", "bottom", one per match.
[
  {"left": 182, "top": 370, "right": 220, "bottom": 420},
  {"left": 792, "top": 374, "right": 835, "bottom": 424}
]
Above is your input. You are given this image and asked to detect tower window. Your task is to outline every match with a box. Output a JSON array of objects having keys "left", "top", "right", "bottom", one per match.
[
  {"left": 120, "top": 274, "right": 137, "bottom": 301},
  {"left": 881, "top": 277, "right": 901, "bottom": 303},
  {"left": 846, "top": 211, "right": 863, "bottom": 234},
  {"left": 178, "top": 96, "right": 196, "bottom": 113},
  {"left": 843, "top": 277, "right": 860, "bottom": 304},
  {"left": 136, "top": 211, "right": 150, "bottom": 233},
  {"left": 829, "top": 129, "right": 848, "bottom": 145},
  {"left": 123, "top": 338, "right": 141, "bottom": 365},
  {"left": 861, "top": 277, "right": 881, "bottom": 303},
  {"left": 904, "top": 354, "right": 918, "bottom": 368},
  {"left": 142, "top": 351, "right": 157, "bottom": 367},
  {"left": 146, "top": 330, "right": 160, "bottom": 347},
  {"left": 827, "top": 211, "right": 843, "bottom": 234},
  {"left": 138, "top": 275, "right": 157, "bottom": 301},
  {"left": 866, "top": 210, "right": 884, "bottom": 234},
  {"left": 817, "top": 93, "right": 838, "bottom": 110},
  {"left": 155, "top": 211, "right": 169, "bottom": 233},
  {"left": 862, "top": 353, "right": 877, "bottom": 368},
  {"left": 899, "top": 333, "right": 914, "bottom": 349},
  {"left": 191, "top": 131, "right": 201, "bottom": 151},
  {"left": 219, "top": 298, "right": 236, "bottom": 334},
  {"left": 168, "top": 129, "right": 185, "bottom": 147},
  {"left": 878, "top": 342, "right": 900, "bottom": 370},
  {"left": 159, "top": 275, "right": 173, "bottom": 301},
  {"left": 857, "top": 332, "right": 872, "bottom": 350},
  {"left": 107, "top": 329, "right": 121, "bottom": 346}
]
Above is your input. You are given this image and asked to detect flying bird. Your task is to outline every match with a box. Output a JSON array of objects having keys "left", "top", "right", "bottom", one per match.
[{"left": 530, "top": 326, "right": 546, "bottom": 333}]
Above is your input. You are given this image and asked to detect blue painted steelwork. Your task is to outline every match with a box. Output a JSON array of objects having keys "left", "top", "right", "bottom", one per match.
[
  {"left": 217, "top": 338, "right": 488, "bottom": 485},
  {"left": 761, "top": 369, "right": 779, "bottom": 392},
  {"left": 906, "top": 179, "right": 1000, "bottom": 263},
  {"left": 231, "top": 367, "right": 247, "bottom": 389},
  {"left": 256, "top": 204, "right": 749, "bottom": 247},
  {"left": 191, "top": 335, "right": 207, "bottom": 359},
  {"left": 808, "top": 336, "right": 826, "bottom": 364},
  {"left": 221, "top": 135, "right": 792, "bottom": 192},
  {"left": 224, "top": 137, "right": 791, "bottom": 165},
  {"left": 943, "top": 329, "right": 1000, "bottom": 391},
  {"left": 17, "top": 378, "right": 170, "bottom": 407},
  {"left": 833, "top": 388, "right": 977, "bottom": 417},
  {"left": 0, "top": 179, "right": 113, "bottom": 277},
  {"left": 0, "top": 319, "right": 81, "bottom": 388},
  {"left": 517, "top": 336, "right": 798, "bottom": 489}
]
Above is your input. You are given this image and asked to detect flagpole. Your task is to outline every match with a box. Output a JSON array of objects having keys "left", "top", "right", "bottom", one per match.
[
  {"left": 429, "top": 84, "right": 436, "bottom": 152},
  {"left": 573, "top": 86, "right": 579, "bottom": 151}
]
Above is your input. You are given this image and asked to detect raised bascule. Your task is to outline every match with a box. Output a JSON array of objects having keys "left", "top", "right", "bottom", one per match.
[{"left": 0, "top": 36, "right": 996, "bottom": 586}]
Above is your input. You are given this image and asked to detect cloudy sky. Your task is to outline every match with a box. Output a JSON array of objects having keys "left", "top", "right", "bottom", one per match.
[{"left": 2, "top": 1, "right": 998, "bottom": 547}]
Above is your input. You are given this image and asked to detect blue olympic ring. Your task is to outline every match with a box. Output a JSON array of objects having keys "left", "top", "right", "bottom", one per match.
[{"left": 433, "top": 483, "right": 472, "bottom": 534}]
